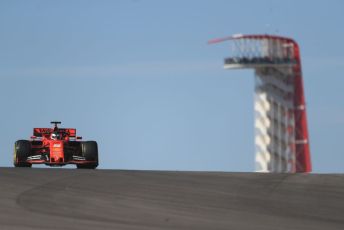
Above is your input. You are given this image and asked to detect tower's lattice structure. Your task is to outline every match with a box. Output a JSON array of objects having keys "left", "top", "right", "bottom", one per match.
[{"left": 209, "top": 34, "right": 311, "bottom": 172}]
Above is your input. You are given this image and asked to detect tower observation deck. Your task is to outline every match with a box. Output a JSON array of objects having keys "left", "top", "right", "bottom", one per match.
[{"left": 209, "top": 34, "right": 311, "bottom": 173}]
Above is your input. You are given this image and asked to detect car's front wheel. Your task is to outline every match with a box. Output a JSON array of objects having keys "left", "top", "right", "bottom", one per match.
[
  {"left": 77, "top": 141, "right": 98, "bottom": 169},
  {"left": 13, "top": 140, "right": 32, "bottom": 167}
]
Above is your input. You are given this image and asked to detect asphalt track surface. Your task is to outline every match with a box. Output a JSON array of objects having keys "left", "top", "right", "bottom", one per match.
[{"left": 0, "top": 168, "right": 344, "bottom": 230}]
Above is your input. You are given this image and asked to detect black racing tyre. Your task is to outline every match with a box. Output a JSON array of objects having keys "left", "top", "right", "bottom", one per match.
[
  {"left": 77, "top": 141, "right": 98, "bottom": 169},
  {"left": 13, "top": 140, "right": 32, "bottom": 167},
  {"left": 77, "top": 164, "right": 98, "bottom": 169}
]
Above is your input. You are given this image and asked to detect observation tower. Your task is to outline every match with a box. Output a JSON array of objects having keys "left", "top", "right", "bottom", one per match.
[{"left": 209, "top": 34, "right": 311, "bottom": 173}]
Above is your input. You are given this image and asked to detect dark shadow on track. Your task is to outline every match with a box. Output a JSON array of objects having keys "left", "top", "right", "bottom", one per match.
[{"left": 1, "top": 168, "right": 343, "bottom": 230}]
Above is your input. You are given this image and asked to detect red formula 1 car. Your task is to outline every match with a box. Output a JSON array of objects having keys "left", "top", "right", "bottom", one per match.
[{"left": 13, "top": 121, "right": 98, "bottom": 169}]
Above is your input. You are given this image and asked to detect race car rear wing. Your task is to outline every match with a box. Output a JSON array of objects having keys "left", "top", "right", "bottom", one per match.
[{"left": 33, "top": 128, "right": 77, "bottom": 138}]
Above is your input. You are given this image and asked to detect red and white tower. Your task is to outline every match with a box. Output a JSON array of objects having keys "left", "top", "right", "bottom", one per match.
[{"left": 209, "top": 34, "right": 311, "bottom": 173}]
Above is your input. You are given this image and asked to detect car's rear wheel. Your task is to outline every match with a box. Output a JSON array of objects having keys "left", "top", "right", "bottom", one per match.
[
  {"left": 13, "top": 140, "right": 32, "bottom": 167},
  {"left": 77, "top": 141, "right": 98, "bottom": 169}
]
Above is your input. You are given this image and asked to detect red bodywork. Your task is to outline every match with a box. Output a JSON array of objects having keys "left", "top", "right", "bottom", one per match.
[{"left": 20, "top": 127, "right": 97, "bottom": 167}]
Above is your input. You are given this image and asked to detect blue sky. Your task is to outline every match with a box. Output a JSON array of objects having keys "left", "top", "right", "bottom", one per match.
[{"left": 0, "top": 0, "right": 343, "bottom": 172}]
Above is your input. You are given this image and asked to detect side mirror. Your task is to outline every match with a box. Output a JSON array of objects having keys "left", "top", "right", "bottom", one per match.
[
  {"left": 77, "top": 136, "right": 82, "bottom": 140},
  {"left": 31, "top": 135, "right": 37, "bottom": 139}
]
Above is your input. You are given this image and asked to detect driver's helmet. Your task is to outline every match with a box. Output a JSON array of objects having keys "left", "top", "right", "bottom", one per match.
[{"left": 51, "top": 132, "right": 60, "bottom": 140}]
